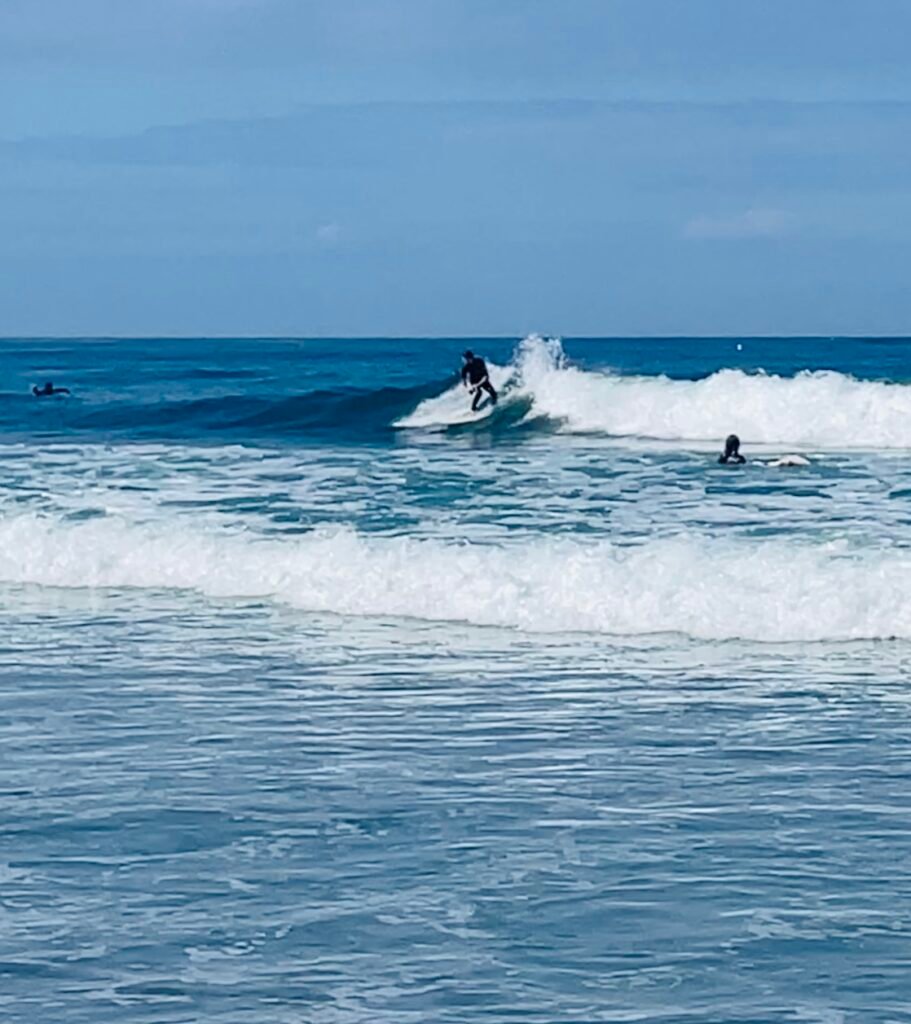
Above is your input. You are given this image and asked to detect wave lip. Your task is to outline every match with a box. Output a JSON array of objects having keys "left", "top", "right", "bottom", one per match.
[
  {"left": 531, "top": 363, "right": 911, "bottom": 448},
  {"left": 399, "top": 336, "right": 911, "bottom": 449},
  {"left": 1, "top": 513, "right": 908, "bottom": 643}
]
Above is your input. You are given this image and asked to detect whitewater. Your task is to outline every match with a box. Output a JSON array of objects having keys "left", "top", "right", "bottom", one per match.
[
  {"left": 3, "top": 335, "right": 911, "bottom": 1024},
  {"left": 2, "top": 514, "right": 909, "bottom": 642},
  {"left": 3, "top": 334, "right": 910, "bottom": 644},
  {"left": 400, "top": 335, "right": 911, "bottom": 448}
]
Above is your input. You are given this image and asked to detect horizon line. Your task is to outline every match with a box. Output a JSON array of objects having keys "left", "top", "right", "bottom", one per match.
[
  {"left": 1, "top": 334, "right": 909, "bottom": 342},
  {"left": 1, "top": 337, "right": 908, "bottom": 350}
]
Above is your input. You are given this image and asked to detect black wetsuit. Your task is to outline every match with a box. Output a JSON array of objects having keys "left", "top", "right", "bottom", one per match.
[
  {"left": 460, "top": 356, "right": 498, "bottom": 411},
  {"left": 32, "top": 384, "right": 70, "bottom": 397},
  {"left": 718, "top": 433, "right": 745, "bottom": 464}
]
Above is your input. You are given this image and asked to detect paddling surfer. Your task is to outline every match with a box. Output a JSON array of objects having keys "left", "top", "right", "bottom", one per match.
[{"left": 32, "top": 381, "right": 70, "bottom": 397}]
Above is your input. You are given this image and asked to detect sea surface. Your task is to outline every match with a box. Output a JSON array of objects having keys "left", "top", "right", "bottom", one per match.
[{"left": 2, "top": 335, "right": 911, "bottom": 1023}]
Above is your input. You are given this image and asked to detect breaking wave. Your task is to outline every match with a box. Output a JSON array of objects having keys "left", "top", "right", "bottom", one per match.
[
  {"left": 1, "top": 512, "right": 908, "bottom": 642},
  {"left": 399, "top": 336, "right": 911, "bottom": 448}
]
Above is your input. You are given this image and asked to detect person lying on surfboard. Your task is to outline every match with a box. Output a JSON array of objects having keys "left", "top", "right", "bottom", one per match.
[
  {"left": 32, "top": 381, "right": 71, "bottom": 397},
  {"left": 460, "top": 351, "right": 498, "bottom": 412}
]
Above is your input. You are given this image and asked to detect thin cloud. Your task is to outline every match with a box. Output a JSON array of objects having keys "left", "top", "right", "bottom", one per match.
[
  {"left": 315, "top": 222, "right": 342, "bottom": 244},
  {"left": 683, "top": 207, "right": 792, "bottom": 240}
]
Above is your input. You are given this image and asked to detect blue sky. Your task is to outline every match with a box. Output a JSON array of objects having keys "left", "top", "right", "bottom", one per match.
[{"left": 4, "top": 0, "right": 911, "bottom": 336}]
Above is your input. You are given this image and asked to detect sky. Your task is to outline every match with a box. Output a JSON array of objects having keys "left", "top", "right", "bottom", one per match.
[{"left": 4, "top": 0, "right": 911, "bottom": 336}]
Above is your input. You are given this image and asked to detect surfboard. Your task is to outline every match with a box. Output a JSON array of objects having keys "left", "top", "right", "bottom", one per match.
[
  {"left": 765, "top": 455, "right": 811, "bottom": 468},
  {"left": 394, "top": 367, "right": 512, "bottom": 430},
  {"left": 444, "top": 395, "right": 497, "bottom": 425}
]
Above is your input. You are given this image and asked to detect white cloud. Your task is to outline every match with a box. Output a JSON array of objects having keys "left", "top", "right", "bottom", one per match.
[{"left": 683, "top": 207, "right": 792, "bottom": 240}]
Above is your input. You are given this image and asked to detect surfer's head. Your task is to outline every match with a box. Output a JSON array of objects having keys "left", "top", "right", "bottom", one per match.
[
  {"left": 719, "top": 434, "right": 744, "bottom": 464},
  {"left": 462, "top": 350, "right": 474, "bottom": 362}
]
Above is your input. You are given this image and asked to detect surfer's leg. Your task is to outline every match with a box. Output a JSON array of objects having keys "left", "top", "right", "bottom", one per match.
[
  {"left": 471, "top": 386, "right": 483, "bottom": 411},
  {"left": 483, "top": 380, "right": 497, "bottom": 405}
]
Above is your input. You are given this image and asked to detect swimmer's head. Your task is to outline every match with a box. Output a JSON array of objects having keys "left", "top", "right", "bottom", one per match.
[{"left": 719, "top": 433, "right": 744, "bottom": 464}]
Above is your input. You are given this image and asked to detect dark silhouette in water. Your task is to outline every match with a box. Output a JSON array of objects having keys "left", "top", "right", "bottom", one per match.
[
  {"left": 32, "top": 382, "right": 70, "bottom": 397},
  {"left": 460, "top": 351, "right": 498, "bottom": 412},
  {"left": 718, "top": 434, "right": 745, "bottom": 464}
]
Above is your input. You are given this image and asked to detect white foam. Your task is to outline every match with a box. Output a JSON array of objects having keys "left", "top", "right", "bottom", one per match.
[
  {"left": 1, "top": 512, "right": 908, "bottom": 642},
  {"left": 394, "top": 364, "right": 514, "bottom": 429},
  {"left": 403, "top": 336, "right": 911, "bottom": 449}
]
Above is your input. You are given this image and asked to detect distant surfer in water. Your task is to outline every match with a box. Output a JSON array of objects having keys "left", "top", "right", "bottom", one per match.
[
  {"left": 718, "top": 434, "right": 745, "bottom": 464},
  {"left": 460, "top": 351, "right": 498, "bottom": 412},
  {"left": 32, "top": 381, "right": 70, "bottom": 397}
]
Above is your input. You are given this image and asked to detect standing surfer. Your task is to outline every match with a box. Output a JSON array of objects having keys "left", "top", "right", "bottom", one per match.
[{"left": 460, "top": 351, "right": 498, "bottom": 412}]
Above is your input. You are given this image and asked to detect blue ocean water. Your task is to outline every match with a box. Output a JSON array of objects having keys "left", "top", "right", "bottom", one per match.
[{"left": 2, "top": 335, "right": 911, "bottom": 1023}]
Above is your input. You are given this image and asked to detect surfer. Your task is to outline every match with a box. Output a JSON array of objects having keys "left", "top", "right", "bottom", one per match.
[
  {"left": 718, "top": 434, "right": 745, "bottom": 464},
  {"left": 460, "top": 351, "right": 498, "bottom": 412},
  {"left": 32, "top": 382, "right": 70, "bottom": 397}
]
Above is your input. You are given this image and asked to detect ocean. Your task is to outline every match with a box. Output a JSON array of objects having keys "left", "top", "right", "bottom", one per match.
[{"left": 2, "top": 335, "right": 910, "bottom": 1023}]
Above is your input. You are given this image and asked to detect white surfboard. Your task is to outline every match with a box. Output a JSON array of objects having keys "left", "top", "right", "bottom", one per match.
[
  {"left": 765, "top": 454, "right": 811, "bottom": 468},
  {"left": 448, "top": 394, "right": 496, "bottom": 423},
  {"left": 395, "top": 367, "right": 511, "bottom": 430}
]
